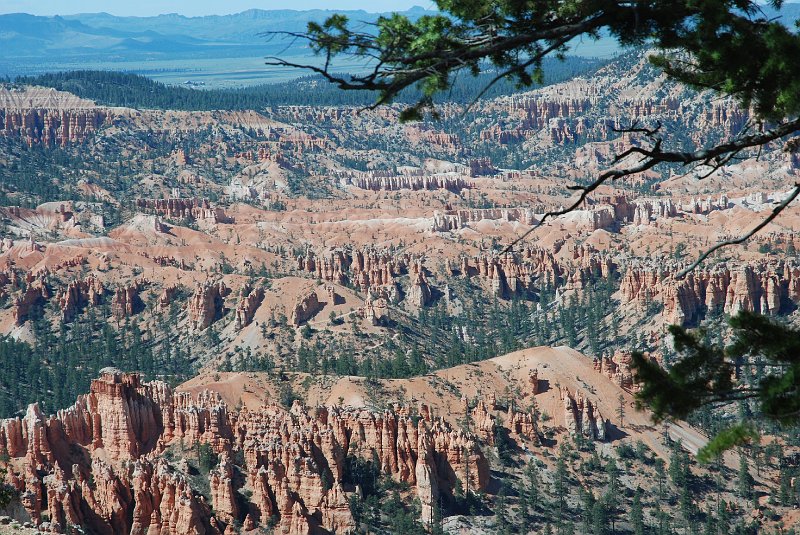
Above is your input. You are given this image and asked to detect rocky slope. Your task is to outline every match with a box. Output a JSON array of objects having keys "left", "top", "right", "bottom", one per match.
[
  {"left": 0, "top": 343, "right": 752, "bottom": 534},
  {"left": 0, "top": 368, "right": 493, "bottom": 534},
  {"left": 0, "top": 87, "right": 110, "bottom": 147}
]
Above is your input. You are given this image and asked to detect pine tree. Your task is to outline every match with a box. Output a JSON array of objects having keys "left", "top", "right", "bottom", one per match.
[
  {"left": 592, "top": 497, "right": 609, "bottom": 535},
  {"left": 631, "top": 487, "right": 645, "bottom": 535},
  {"left": 582, "top": 489, "right": 596, "bottom": 534},
  {"left": 655, "top": 459, "right": 667, "bottom": 502},
  {"left": 737, "top": 453, "right": 754, "bottom": 502},
  {"left": 554, "top": 446, "right": 569, "bottom": 534},
  {"left": 633, "top": 312, "right": 800, "bottom": 460},
  {"left": 604, "top": 457, "right": 621, "bottom": 533},
  {"left": 494, "top": 483, "right": 513, "bottom": 535},
  {"left": 521, "top": 459, "right": 540, "bottom": 521}
]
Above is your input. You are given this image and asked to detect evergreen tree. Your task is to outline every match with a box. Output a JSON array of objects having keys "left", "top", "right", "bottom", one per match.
[
  {"left": 604, "top": 457, "right": 621, "bottom": 532},
  {"left": 521, "top": 459, "right": 540, "bottom": 521},
  {"left": 271, "top": 0, "right": 800, "bottom": 215},
  {"left": 592, "top": 497, "right": 609, "bottom": 535},
  {"left": 494, "top": 483, "right": 514, "bottom": 535},
  {"left": 633, "top": 312, "right": 800, "bottom": 460},
  {"left": 554, "top": 446, "right": 569, "bottom": 534},
  {"left": 737, "top": 453, "right": 754, "bottom": 502},
  {"left": 582, "top": 489, "right": 596, "bottom": 534},
  {"left": 631, "top": 487, "right": 645, "bottom": 535}
]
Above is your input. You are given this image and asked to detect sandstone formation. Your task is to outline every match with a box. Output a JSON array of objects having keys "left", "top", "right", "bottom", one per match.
[
  {"left": 55, "top": 276, "right": 104, "bottom": 322},
  {"left": 158, "top": 285, "right": 179, "bottom": 312},
  {"left": 233, "top": 284, "right": 265, "bottom": 330},
  {"left": 296, "top": 247, "right": 408, "bottom": 299},
  {"left": 593, "top": 352, "right": 637, "bottom": 392},
  {"left": 406, "top": 261, "right": 432, "bottom": 309},
  {"left": 560, "top": 386, "right": 610, "bottom": 441},
  {"left": 458, "top": 244, "right": 615, "bottom": 299},
  {"left": 111, "top": 279, "right": 147, "bottom": 320},
  {"left": 0, "top": 87, "right": 110, "bottom": 147},
  {"left": 11, "top": 277, "right": 50, "bottom": 326},
  {"left": 189, "top": 281, "right": 229, "bottom": 330},
  {"left": 339, "top": 172, "right": 469, "bottom": 193},
  {"left": 620, "top": 259, "right": 800, "bottom": 325},
  {"left": 463, "top": 393, "right": 540, "bottom": 448},
  {"left": 135, "top": 198, "right": 234, "bottom": 224},
  {"left": 289, "top": 290, "right": 322, "bottom": 326},
  {"left": 0, "top": 370, "right": 489, "bottom": 534},
  {"left": 432, "top": 207, "right": 537, "bottom": 232}
]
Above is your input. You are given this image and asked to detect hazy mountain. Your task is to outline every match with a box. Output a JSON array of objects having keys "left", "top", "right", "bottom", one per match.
[
  {"left": 0, "top": 8, "right": 434, "bottom": 62},
  {"left": 1, "top": 5, "right": 795, "bottom": 84}
]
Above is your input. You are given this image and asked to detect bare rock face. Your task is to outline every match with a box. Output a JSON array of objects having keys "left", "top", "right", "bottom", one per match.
[
  {"left": 594, "top": 352, "right": 636, "bottom": 392},
  {"left": 209, "top": 453, "right": 240, "bottom": 525},
  {"left": 128, "top": 459, "right": 217, "bottom": 535},
  {"left": 620, "top": 259, "right": 800, "bottom": 326},
  {"left": 135, "top": 198, "right": 234, "bottom": 224},
  {"left": 87, "top": 369, "right": 164, "bottom": 458},
  {"left": 158, "top": 284, "right": 179, "bottom": 312},
  {"left": 0, "top": 371, "right": 490, "bottom": 535},
  {"left": 0, "top": 87, "right": 110, "bottom": 147},
  {"left": 233, "top": 285, "right": 265, "bottom": 330},
  {"left": 457, "top": 244, "right": 615, "bottom": 299},
  {"left": 297, "top": 246, "right": 409, "bottom": 297},
  {"left": 111, "top": 279, "right": 147, "bottom": 320},
  {"left": 55, "top": 276, "right": 104, "bottom": 322},
  {"left": 189, "top": 281, "right": 229, "bottom": 330},
  {"left": 339, "top": 170, "right": 470, "bottom": 193},
  {"left": 560, "top": 387, "right": 609, "bottom": 442},
  {"left": 289, "top": 290, "right": 322, "bottom": 326},
  {"left": 432, "top": 207, "right": 536, "bottom": 232},
  {"left": 12, "top": 277, "right": 50, "bottom": 326},
  {"left": 406, "top": 261, "right": 432, "bottom": 309},
  {"left": 415, "top": 431, "right": 439, "bottom": 524}
]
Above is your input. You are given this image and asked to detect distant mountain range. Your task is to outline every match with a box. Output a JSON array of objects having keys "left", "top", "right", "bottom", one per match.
[
  {"left": 0, "top": 8, "right": 437, "bottom": 60},
  {"left": 0, "top": 5, "right": 797, "bottom": 86}
]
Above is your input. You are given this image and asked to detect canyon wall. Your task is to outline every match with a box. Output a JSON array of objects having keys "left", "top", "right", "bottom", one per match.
[
  {"left": 0, "top": 370, "right": 490, "bottom": 534},
  {"left": 621, "top": 260, "right": 800, "bottom": 325}
]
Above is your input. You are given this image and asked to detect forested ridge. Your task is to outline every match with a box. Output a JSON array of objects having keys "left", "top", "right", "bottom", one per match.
[
  {"left": 0, "top": 302, "right": 192, "bottom": 417},
  {"left": 13, "top": 56, "right": 604, "bottom": 111}
]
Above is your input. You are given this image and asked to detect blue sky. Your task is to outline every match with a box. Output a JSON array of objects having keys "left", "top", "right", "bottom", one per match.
[{"left": 0, "top": 0, "right": 429, "bottom": 16}]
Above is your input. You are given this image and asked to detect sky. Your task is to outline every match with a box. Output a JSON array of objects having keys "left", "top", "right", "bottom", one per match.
[{"left": 0, "top": 0, "right": 429, "bottom": 17}]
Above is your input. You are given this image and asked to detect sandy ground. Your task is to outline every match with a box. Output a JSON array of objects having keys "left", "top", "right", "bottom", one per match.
[{"left": 178, "top": 344, "right": 721, "bottom": 466}]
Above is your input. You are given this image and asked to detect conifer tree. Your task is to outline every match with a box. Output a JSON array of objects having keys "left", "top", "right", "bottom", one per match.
[
  {"left": 737, "top": 453, "right": 754, "bottom": 502},
  {"left": 633, "top": 312, "right": 800, "bottom": 460},
  {"left": 521, "top": 459, "right": 540, "bottom": 521},
  {"left": 631, "top": 487, "right": 645, "bottom": 535}
]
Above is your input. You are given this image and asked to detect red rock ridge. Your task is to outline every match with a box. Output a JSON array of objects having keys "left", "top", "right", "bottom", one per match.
[
  {"left": 620, "top": 259, "right": 800, "bottom": 325},
  {"left": 0, "top": 370, "right": 490, "bottom": 534}
]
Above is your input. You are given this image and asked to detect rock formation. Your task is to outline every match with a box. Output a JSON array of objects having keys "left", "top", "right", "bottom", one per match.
[
  {"left": 135, "top": 198, "right": 234, "bottom": 224},
  {"left": 0, "top": 370, "right": 489, "bottom": 535},
  {"left": 620, "top": 259, "right": 800, "bottom": 325},
  {"left": 560, "top": 387, "right": 609, "bottom": 441},
  {"left": 189, "top": 281, "right": 229, "bottom": 330},
  {"left": 55, "top": 276, "right": 104, "bottom": 322},
  {"left": 406, "top": 261, "right": 432, "bottom": 309},
  {"left": 594, "top": 352, "right": 637, "bottom": 392},
  {"left": 459, "top": 244, "right": 615, "bottom": 299},
  {"left": 296, "top": 246, "right": 409, "bottom": 297},
  {"left": 233, "top": 284, "right": 265, "bottom": 330},
  {"left": 0, "top": 87, "right": 110, "bottom": 147},
  {"left": 111, "top": 279, "right": 147, "bottom": 320},
  {"left": 11, "top": 277, "right": 50, "bottom": 326},
  {"left": 432, "top": 207, "right": 537, "bottom": 232},
  {"left": 158, "top": 285, "right": 179, "bottom": 312},
  {"left": 339, "top": 172, "right": 469, "bottom": 193},
  {"left": 289, "top": 290, "right": 322, "bottom": 326}
]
